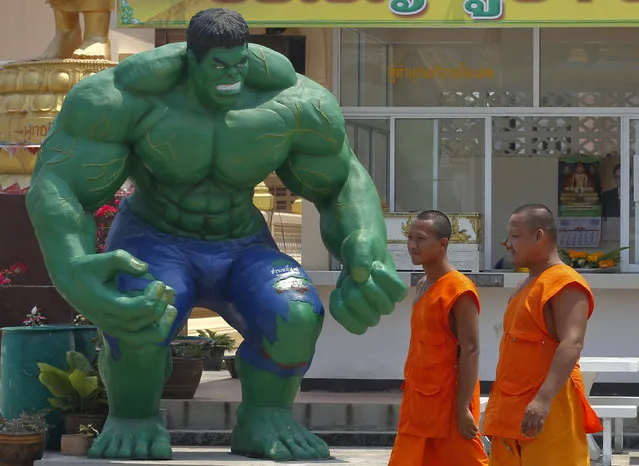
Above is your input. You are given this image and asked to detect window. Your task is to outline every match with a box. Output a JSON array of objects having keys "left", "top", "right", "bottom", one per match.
[
  {"left": 394, "top": 118, "right": 485, "bottom": 213},
  {"left": 490, "top": 116, "right": 621, "bottom": 268},
  {"left": 340, "top": 28, "right": 534, "bottom": 107},
  {"left": 346, "top": 119, "right": 390, "bottom": 210},
  {"left": 541, "top": 28, "right": 639, "bottom": 107}
]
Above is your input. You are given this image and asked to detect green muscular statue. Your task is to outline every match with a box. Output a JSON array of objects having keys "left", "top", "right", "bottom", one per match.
[{"left": 26, "top": 8, "right": 407, "bottom": 461}]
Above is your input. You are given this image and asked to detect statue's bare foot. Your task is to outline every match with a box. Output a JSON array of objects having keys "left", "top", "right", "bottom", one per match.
[
  {"left": 73, "top": 37, "right": 111, "bottom": 60},
  {"left": 40, "top": 30, "right": 82, "bottom": 60},
  {"left": 231, "top": 406, "right": 330, "bottom": 461},
  {"left": 88, "top": 416, "right": 172, "bottom": 459}
]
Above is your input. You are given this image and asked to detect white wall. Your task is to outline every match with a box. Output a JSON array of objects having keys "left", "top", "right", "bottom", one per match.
[
  {"left": 307, "top": 285, "right": 639, "bottom": 384},
  {"left": 0, "top": 1, "right": 154, "bottom": 62},
  {"left": 0, "top": 2, "right": 55, "bottom": 61}
]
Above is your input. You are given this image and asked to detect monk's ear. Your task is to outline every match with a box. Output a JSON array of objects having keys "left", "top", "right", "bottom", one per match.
[
  {"left": 535, "top": 229, "right": 544, "bottom": 244},
  {"left": 441, "top": 237, "right": 449, "bottom": 250}
]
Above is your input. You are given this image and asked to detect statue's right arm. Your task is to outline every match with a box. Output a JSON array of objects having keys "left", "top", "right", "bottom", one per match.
[{"left": 26, "top": 69, "right": 148, "bottom": 288}]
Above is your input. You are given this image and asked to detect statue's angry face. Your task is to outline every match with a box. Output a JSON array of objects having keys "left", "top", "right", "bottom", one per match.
[{"left": 188, "top": 44, "right": 249, "bottom": 108}]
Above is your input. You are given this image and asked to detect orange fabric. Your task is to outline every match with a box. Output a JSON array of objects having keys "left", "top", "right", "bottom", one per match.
[
  {"left": 391, "top": 270, "right": 487, "bottom": 465},
  {"left": 488, "top": 380, "right": 590, "bottom": 466},
  {"left": 483, "top": 263, "right": 602, "bottom": 443},
  {"left": 389, "top": 383, "right": 488, "bottom": 466}
]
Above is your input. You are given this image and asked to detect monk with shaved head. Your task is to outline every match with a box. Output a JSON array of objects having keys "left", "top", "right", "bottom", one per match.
[
  {"left": 483, "top": 204, "right": 602, "bottom": 466},
  {"left": 389, "top": 210, "right": 488, "bottom": 466}
]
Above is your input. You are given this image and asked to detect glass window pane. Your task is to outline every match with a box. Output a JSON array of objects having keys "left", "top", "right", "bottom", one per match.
[
  {"left": 340, "top": 29, "right": 359, "bottom": 106},
  {"left": 340, "top": 28, "right": 533, "bottom": 107},
  {"left": 346, "top": 119, "right": 390, "bottom": 208},
  {"left": 541, "top": 28, "right": 639, "bottom": 107},
  {"left": 395, "top": 118, "right": 484, "bottom": 213},
  {"left": 626, "top": 121, "right": 638, "bottom": 268},
  {"left": 395, "top": 119, "right": 435, "bottom": 212},
  {"left": 394, "top": 118, "right": 485, "bottom": 272}
]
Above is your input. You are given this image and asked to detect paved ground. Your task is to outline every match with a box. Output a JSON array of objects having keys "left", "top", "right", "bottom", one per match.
[
  {"left": 38, "top": 447, "right": 391, "bottom": 465},
  {"left": 36, "top": 447, "right": 639, "bottom": 465},
  {"left": 600, "top": 454, "right": 639, "bottom": 465}
]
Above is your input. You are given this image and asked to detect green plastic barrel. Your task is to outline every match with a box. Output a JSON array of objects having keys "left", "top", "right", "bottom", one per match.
[
  {"left": 0, "top": 325, "right": 98, "bottom": 450},
  {"left": 72, "top": 325, "right": 99, "bottom": 366}
]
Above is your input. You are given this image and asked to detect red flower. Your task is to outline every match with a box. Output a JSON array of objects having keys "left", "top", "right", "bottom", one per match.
[
  {"left": 95, "top": 205, "right": 118, "bottom": 217},
  {"left": 115, "top": 199, "right": 121, "bottom": 205},
  {"left": 10, "top": 262, "right": 27, "bottom": 275},
  {"left": 0, "top": 276, "right": 11, "bottom": 286}
]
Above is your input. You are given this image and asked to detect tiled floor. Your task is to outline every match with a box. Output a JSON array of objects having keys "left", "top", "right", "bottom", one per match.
[
  {"left": 37, "top": 447, "right": 639, "bottom": 465},
  {"left": 594, "top": 453, "right": 639, "bottom": 465}
]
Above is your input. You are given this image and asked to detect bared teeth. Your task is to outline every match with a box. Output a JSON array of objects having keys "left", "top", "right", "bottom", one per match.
[{"left": 216, "top": 82, "right": 241, "bottom": 91}]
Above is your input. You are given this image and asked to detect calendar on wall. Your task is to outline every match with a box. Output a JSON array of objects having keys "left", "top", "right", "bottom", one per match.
[{"left": 557, "top": 217, "right": 602, "bottom": 248}]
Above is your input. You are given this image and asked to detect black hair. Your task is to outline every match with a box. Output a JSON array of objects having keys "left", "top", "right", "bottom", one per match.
[
  {"left": 513, "top": 204, "right": 557, "bottom": 243},
  {"left": 416, "top": 210, "right": 452, "bottom": 240},
  {"left": 186, "top": 9, "right": 249, "bottom": 62}
]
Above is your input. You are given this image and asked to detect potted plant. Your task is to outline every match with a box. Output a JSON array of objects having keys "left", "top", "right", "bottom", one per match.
[
  {"left": 37, "top": 351, "right": 108, "bottom": 435},
  {"left": 60, "top": 423, "right": 98, "bottom": 457},
  {"left": 22, "top": 306, "right": 47, "bottom": 327},
  {"left": 162, "top": 337, "right": 212, "bottom": 399},
  {"left": 0, "top": 412, "right": 49, "bottom": 466},
  {"left": 223, "top": 355, "right": 238, "bottom": 379},
  {"left": 196, "top": 330, "right": 237, "bottom": 371},
  {"left": 72, "top": 314, "right": 99, "bottom": 367},
  {"left": 1, "top": 306, "right": 97, "bottom": 450}
]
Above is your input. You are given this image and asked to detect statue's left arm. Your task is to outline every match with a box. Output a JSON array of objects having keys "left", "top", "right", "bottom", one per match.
[{"left": 275, "top": 78, "right": 407, "bottom": 333}]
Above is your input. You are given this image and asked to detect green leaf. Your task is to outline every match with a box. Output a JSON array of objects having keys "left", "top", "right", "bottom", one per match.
[
  {"left": 599, "top": 246, "right": 630, "bottom": 262},
  {"left": 66, "top": 352, "right": 93, "bottom": 375},
  {"left": 38, "top": 363, "right": 74, "bottom": 398},
  {"left": 68, "top": 370, "right": 99, "bottom": 399},
  {"left": 48, "top": 397, "right": 72, "bottom": 411}
]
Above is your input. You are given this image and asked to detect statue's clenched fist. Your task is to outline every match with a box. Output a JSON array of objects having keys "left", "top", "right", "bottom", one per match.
[{"left": 330, "top": 231, "right": 408, "bottom": 334}]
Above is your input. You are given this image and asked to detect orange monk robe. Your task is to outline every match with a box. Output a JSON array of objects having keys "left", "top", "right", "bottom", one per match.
[
  {"left": 389, "top": 271, "right": 488, "bottom": 466},
  {"left": 482, "top": 264, "right": 602, "bottom": 466}
]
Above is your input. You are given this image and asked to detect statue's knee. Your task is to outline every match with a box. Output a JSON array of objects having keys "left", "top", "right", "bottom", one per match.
[
  {"left": 260, "top": 300, "right": 324, "bottom": 367},
  {"left": 286, "top": 300, "right": 323, "bottom": 334}
]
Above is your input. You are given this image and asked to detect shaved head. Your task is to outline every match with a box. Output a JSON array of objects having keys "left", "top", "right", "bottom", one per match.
[
  {"left": 416, "top": 210, "right": 452, "bottom": 240},
  {"left": 512, "top": 204, "right": 557, "bottom": 243}
]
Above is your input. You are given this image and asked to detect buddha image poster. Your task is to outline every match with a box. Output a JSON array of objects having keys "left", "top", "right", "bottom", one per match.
[{"left": 558, "top": 156, "right": 602, "bottom": 218}]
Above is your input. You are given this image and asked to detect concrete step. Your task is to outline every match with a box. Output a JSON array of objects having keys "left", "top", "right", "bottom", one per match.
[
  {"left": 170, "top": 430, "right": 397, "bottom": 447},
  {"left": 161, "top": 399, "right": 400, "bottom": 432}
]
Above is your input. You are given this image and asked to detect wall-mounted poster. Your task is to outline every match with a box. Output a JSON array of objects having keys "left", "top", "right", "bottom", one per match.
[{"left": 558, "top": 156, "right": 602, "bottom": 218}]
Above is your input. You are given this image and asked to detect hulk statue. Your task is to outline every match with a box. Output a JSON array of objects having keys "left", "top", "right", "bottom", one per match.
[{"left": 26, "top": 8, "right": 407, "bottom": 461}]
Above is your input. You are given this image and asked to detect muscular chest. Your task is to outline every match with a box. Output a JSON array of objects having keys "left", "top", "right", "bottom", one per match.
[{"left": 133, "top": 100, "right": 291, "bottom": 186}]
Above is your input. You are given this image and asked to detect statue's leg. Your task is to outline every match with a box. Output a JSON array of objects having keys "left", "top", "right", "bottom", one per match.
[
  {"left": 40, "top": 9, "right": 82, "bottom": 59},
  {"left": 88, "top": 203, "right": 195, "bottom": 459},
  {"left": 225, "top": 245, "right": 329, "bottom": 461},
  {"left": 73, "top": 10, "right": 111, "bottom": 60}
]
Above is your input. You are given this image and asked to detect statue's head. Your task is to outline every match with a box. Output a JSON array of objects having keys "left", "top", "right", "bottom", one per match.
[{"left": 186, "top": 8, "right": 249, "bottom": 108}]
